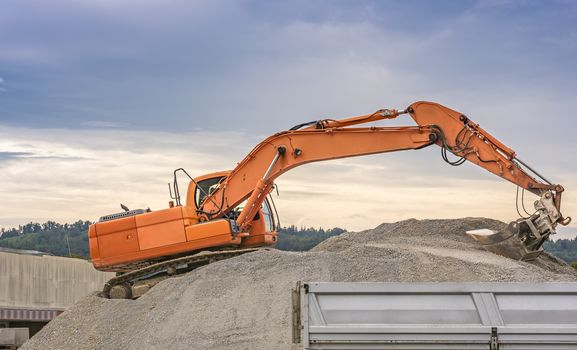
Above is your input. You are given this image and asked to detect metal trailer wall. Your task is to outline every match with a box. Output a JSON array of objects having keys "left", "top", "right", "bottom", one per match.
[
  {"left": 293, "top": 282, "right": 577, "bottom": 350},
  {"left": 0, "top": 250, "right": 114, "bottom": 311}
]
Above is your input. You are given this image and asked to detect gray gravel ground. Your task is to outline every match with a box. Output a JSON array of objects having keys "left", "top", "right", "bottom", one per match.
[{"left": 22, "top": 218, "right": 577, "bottom": 350}]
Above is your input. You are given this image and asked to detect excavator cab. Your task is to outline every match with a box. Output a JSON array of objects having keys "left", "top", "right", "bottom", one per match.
[
  {"left": 193, "top": 174, "right": 276, "bottom": 233},
  {"left": 186, "top": 172, "right": 278, "bottom": 248},
  {"left": 89, "top": 170, "right": 278, "bottom": 273}
]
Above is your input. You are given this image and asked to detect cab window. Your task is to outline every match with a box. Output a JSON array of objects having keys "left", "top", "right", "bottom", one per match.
[
  {"left": 230, "top": 198, "right": 275, "bottom": 231},
  {"left": 194, "top": 177, "right": 225, "bottom": 208},
  {"left": 262, "top": 198, "right": 275, "bottom": 231}
]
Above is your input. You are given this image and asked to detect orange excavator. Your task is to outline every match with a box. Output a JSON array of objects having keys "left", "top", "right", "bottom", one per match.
[{"left": 89, "top": 101, "right": 571, "bottom": 298}]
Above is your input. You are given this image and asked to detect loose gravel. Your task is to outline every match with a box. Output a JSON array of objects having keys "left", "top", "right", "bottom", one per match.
[{"left": 22, "top": 218, "right": 577, "bottom": 350}]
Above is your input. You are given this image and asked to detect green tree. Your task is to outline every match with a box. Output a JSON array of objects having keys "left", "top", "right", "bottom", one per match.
[
  {"left": 544, "top": 238, "right": 577, "bottom": 264},
  {"left": 276, "top": 225, "right": 345, "bottom": 251},
  {"left": 0, "top": 220, "right": 91, "bottom": 258}
]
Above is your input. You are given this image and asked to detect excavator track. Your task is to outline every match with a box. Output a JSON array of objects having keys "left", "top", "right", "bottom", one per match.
[{"left": 101, "top": 248, "right": 261, "bottom": 299}]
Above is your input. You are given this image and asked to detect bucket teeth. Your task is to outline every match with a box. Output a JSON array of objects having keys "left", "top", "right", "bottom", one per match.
[{"left": 520, "top": 249, "right": 544, "bottom": 261}]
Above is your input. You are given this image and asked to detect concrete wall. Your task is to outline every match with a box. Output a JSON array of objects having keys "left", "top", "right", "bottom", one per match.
[{"left": 0, "top": 251, "right": 115, "bottom": 310}]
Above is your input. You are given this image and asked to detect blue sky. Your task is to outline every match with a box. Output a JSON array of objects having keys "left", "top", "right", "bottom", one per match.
[{"left": 1, "top": 0, "right": 576, "bottom": 237}]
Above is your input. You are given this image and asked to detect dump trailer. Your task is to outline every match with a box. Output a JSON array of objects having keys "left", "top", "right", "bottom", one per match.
[{"left": 292, "top": 282, "right": 577, "bottom": 349}]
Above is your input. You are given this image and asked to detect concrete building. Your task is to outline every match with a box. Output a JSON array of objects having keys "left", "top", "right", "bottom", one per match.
[{"left": 0, "top": 247, "right": 114, "bottom": 338}]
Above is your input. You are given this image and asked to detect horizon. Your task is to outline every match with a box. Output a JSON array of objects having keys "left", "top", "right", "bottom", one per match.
[{"left": 1, "top": 216, "right": 575, "bottom": 241}]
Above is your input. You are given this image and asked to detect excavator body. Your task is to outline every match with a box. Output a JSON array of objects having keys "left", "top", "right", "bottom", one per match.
[
  {"left": 88, "top": 101, "right": 570, "bottom": 297},
  {"left": 89, "top": 171, "right": 278, "bottom": 272}
]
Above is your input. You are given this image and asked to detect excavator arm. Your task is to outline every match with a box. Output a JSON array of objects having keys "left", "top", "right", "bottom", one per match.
[
  {"left": 198, "top": 125, "right": 437, "bottom": 224},
  {"left": 198, "top": 101, "right": 569, "bottom": 259}
]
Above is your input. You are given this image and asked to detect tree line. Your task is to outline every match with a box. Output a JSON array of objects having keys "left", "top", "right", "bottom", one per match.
[
  {"left": 0, "top": 221, "right": 91, "bottom": 258},
  {"left": 544, "top": 239, "right": 577, "bottom": 268}
]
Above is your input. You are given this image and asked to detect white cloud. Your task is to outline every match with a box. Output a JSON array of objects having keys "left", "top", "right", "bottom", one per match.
[
  {"left": 0, "top": 124, "right": 252, "bottom": 225},
  {"left": 82, "top": 120, "right": 128, "bottom": 128}
]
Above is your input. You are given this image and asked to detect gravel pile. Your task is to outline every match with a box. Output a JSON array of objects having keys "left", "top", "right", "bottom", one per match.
[{"left": 23, "top": 218, "right": 577, "bottom": 350}]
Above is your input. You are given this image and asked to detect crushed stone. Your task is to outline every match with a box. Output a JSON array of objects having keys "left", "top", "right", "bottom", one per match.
[{"left": 22, "top": 218, "right": 577, "bottom": 350}]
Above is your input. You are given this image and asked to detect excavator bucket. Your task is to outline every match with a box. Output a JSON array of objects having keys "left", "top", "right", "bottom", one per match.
[
  {"left": 466, "top": 221, "right": 545, "bottom": 261},
  {"left": 466, "top": 228, "right": 515, "bottom": 245}
]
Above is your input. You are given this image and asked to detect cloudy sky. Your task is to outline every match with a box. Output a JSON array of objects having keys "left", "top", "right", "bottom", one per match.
[{"left": 1, "top": 0, "right": 576, "bottom": 238}]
